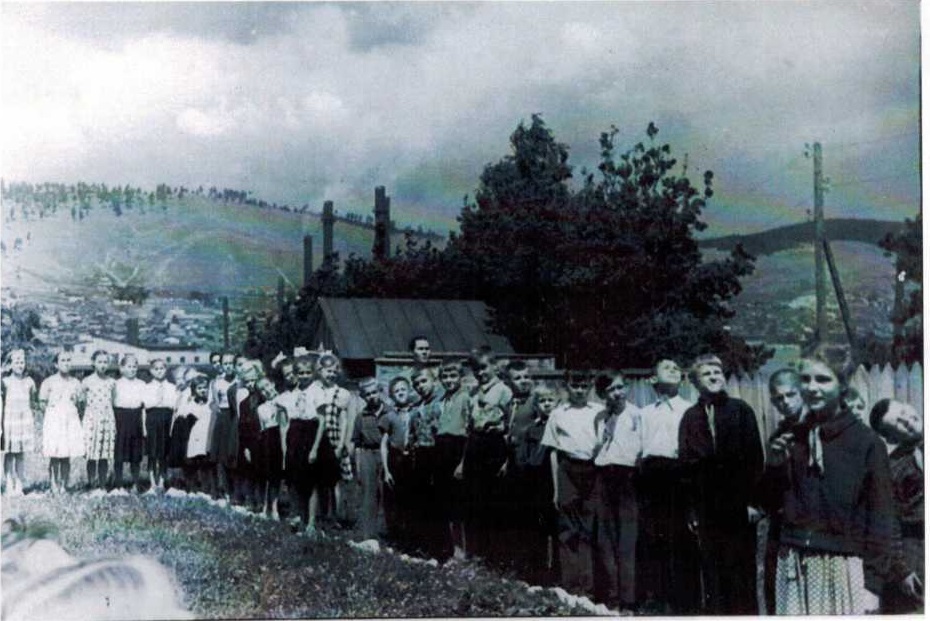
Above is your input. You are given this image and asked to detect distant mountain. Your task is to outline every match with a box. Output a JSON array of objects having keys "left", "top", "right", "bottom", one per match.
[{"left": 699, "top": 218, "right": 906, "bottom": 256}]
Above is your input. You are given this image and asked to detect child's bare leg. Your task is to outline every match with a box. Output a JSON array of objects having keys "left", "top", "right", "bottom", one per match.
[
  {"left": 60, "top": 459, "right": 71, "bottom": 491},
  {"left": 308, "top": 489, "right": 320, "bottom": 531},
  {"left": 130, "top": 461, "right": 141, "bottom": 490},
  {"left": 450, "top": 521, "right": 466, "bottom": 560},
  {"left": 3, "top": 453, "right": 14, "bottom": 489}
]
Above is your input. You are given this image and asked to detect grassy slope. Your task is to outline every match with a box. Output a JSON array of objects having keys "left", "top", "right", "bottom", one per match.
[
  {"left": 1, "top": 198, "right": 418, "bottom": 298},
  {"left": 3, "top": 493, "right": 586, "bottom": 618}
]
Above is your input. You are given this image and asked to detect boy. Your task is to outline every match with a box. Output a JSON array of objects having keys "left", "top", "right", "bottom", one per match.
[
  {"left": 593, "top": 372, "right": 643, "bottom": 611},
  {"left": 540, "top": 370, "right": 601, "bottom": 596},
  {"left": 869, "top": 399, "right": 924, "bottom": 613},
  {"left": 463, "top": 352, "right": 513, "bottom": 562},
  {"left": 380, "top": 376, "right": 416, "bottom": 548},
  {"left": 409, "top": 367, "right": 443, "bottom": 555},
  {"left": 145, "top": 358, "right": 177, "bottom": 491},
  {"left": 351, "top": 377, "right": 387, "bottom": 541},
  {"left": 435, "top": 360, "right": 470, "bottom": 560},
  {"left": 209, "top": 352, "right": 237, "bottom": 500},
  {"left": 678, "top": 354, "right": 763, "bottom": 615},
  {"left": 637, "top": 358, "right": 696, "bottom": 614},
  {"left": 233, "top": 360, "right": 265, "bottom": 511}
]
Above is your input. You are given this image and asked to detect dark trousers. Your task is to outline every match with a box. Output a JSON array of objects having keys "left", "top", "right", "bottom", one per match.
[
  {"left": 638, "top": 457, "right": 700, "bottom": 614},
  {"left": 464, "top": 432, "right": 508, "bottom": 561},
  {"left": 594, "top": 465, "right": 638, "bottom": 607},
  {"left": 384, "top": 447, "right": 415, "bottom": 545},
  {"left": 556, "top": 455, "right": 597, "bottom": 595},
  {"left": 696, "top": 520, "right": 758, "bottom": 615}
]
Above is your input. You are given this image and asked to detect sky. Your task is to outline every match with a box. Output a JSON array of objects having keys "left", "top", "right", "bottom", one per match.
[{"left": 1, "top": 1, "right": 921, "bottom": 236}]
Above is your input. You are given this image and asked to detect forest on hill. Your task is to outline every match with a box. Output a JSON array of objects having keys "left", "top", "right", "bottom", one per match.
[{"left": 698, "top": 218, "right": 905, "bottom": 256}]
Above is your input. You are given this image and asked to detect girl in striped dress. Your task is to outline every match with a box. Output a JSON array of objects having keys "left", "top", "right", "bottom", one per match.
[
  {"left": 2, "top": 350, "right": 37, "bottom": 495},
  {"left": 81, "top": 350, "right": 116, "bottom": 489},
  {"left": 40, "top": 352, "right": 85, "bottom": 494}
]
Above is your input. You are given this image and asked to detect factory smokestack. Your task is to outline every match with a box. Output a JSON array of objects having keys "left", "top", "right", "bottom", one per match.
[
  {"left": 303, "top": 235, "right": 313, "bottom": 286},
  {"left": 322, "top": 201, "right": 335, "bottom": 262},
  {"left": 372, "top": 186, "right": 390, "bottom": 260}
]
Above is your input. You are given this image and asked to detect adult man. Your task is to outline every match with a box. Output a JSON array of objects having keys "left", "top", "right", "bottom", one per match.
[
  {"left": 409, "top": 336, "right": 432, "bottom": 367},
  {"left": 678, "top": 354, "right": 763, "bottom": 615},
  {"left": 869, "top": 399, "right": 924, "bottom": 613},
  {"left": 637, "top": 359, "right": 697, "bottom": 614}
]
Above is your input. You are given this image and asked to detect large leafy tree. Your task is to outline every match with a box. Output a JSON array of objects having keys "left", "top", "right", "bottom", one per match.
[
  {"left": 880, "top": 214, "right": 922, "bottom": 365},
  {"left": 268, "top": 115, "right": 769, "bottom": 371}
]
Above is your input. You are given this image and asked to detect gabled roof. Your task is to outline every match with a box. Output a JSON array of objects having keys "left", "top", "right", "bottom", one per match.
[{"left": 316, "top": 297, "right": 514, "bottom": 360}]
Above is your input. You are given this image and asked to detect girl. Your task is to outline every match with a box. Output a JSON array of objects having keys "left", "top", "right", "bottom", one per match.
[
  {"left": 255, "top": 377, "right": 285, "bottom": 519},
  {"left": 765, "top": 356, "right": 911, "bottom": 614},
  {"left": 39, "top": 352, "right": 84, "bottom": 494},
  {"left": 113, "top": 354, "right": 147, "bottom": 491},
  {"left": 2, "top": 350, "right": 37, "bottom": 495},
  {"left": 308, "top": 353, "right": 352, "bottom": 526},
  {"left": 174, "top": 374, "right": 214, "bottom": 494},
  {"left": 285, "top": 356, "right": 336, "bottom": 535},
  {"left": 145, "top": 359, "right": 177, "bottom": 490},
  {"left": 82, "top": 350, "right": 116, "bottom": 489}
]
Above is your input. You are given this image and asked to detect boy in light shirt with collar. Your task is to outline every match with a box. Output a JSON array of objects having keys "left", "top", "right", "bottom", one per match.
[
  {"left": 637, "top": 358, "right": 698, "bottom": 614},
  {"left": 540, "top": 370, "right": 601, "bottom": 597}
]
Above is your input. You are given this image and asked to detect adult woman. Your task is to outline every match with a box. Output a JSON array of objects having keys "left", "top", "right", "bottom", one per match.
[{"left": 765, "top": 356, "right": 915, "bottom": 614}]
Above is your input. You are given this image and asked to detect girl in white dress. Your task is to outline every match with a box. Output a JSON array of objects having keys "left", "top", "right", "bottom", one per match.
[
  {"left": 2, "top": 349, "right": 37, "bottom": 495},
  {"left": 39, "top": 352, "right": 85, "bottom": 494}
]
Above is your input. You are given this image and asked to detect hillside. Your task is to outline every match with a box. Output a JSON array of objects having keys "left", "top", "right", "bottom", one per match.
[
  {"left": 699, "top": 218, "right": 906, "bottom": 256},
  {"left": 1, "top": 191, "right": 441, "bottom": 302}
]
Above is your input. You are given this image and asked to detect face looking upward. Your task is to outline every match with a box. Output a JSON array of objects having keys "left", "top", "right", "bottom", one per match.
[
  {"left": 694, "top": 364, "right": 725, "bottom": 395},
  {"left": 654, "top": 360, "right": 682, "bottom": 386},
  {"left": 879, "top": 401, "right": 923, "bottom": 445}
]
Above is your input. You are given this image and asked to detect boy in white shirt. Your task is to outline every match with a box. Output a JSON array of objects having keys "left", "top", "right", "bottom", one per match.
[{"left": 541, "top": 370, "right": 601, "bottom": 597}]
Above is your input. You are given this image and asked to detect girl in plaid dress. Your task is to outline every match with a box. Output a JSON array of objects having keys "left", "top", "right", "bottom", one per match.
[
  {"left": 307, "top": 354, "right": 352, "bottom": 524},
  {"left": 81, "top": 350, "right": 116, "bottom": 489},
  {"left": 2, "top": 350, "right": 37, "bottom": 495}
]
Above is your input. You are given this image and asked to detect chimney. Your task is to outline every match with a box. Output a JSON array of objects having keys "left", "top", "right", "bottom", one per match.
[
  {"left": 126, "top": 317, "right": 140, "bottom": 347},
  {"left": 303, "top": 235, "right": 314, "bottom": 286},
  {"left": 372, "top": 186, "right": 390, "bottom": 260},
  {"left": 322, "top": 201, "right": 335, "bottom": 261}
]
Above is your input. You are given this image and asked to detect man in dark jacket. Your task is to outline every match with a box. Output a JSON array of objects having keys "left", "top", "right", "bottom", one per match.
[{"left": 679, "top": 354, "right": 763, "bottom": 615}]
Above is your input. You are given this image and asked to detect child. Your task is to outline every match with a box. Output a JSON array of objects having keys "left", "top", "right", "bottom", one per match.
[
  {"left": 434, "top": 360, "right": 471, "bottom": 560},
  {"left": 2, "top": 350, "right": 37, "bottom": 495},
  {"left": 271, "top": 357, "right": 301, "bottom": 522},
  {"left": 351, "top": 377, "right": 387, "bottom": 540},
  {"left": 113, "top": 354, "right": 147, "bottom": 491},
  {"left": 167, "top": 374, "right": 211, "bottom": 492},
  {"left": 508, "top": 382, "right": 559, "bottom": 584},
  {"left": 592, "top": 372, "right": 643, "bottom": 610},
  {"left": 232, "top": 360, "right": 264, "bottom": 510},
  {"left": 209, "top": 353, "right": 237, "bottom": 499},
  {"left": 81, "top": 350, "right": 116, "bottom": 489},
  {"left": 540, "top": 370, "right": 601, "bottom": 596},
  {"left": 307, "top": 353, "right": 352, "bottom": 526},
  {"left": 145, "top": 359, "right": 178, "bottom": 491},
  {"left": 409, "top": 367, "right": 442, "bottom": 555},
  {"left": 463, "top": 352, "right": 513, "bottom": 561},
  {"left": 679, "top": 354, "right": 762, "bottom": 615},
  {"left": 380, "top": 376, "right": 416, "bottom": 548},
  {"left": 285, "top": 356, "right": 336, "bottom": 535},
  {"left": 255, "top": 377, "right": 285, "bottom": 519},
  {"left": 39, "top": 352, "right": 85, "bottom": 494}
]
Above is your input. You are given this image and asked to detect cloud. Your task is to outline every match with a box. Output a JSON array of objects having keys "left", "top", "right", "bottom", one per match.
[{"left": 1, "top": 2, "right": 920, "bottom": 235}]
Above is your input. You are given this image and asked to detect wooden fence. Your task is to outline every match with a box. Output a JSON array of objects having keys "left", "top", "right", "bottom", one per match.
[{"left": 624, "top": 362, "right": 923, "bottom": 446}]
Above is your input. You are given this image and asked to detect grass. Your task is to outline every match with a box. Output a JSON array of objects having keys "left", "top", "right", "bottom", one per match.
[{"left": 2, "top": 491, "right": 592, "bottom": 618}]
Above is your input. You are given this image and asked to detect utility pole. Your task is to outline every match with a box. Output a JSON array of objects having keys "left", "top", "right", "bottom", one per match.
[{"left": 813, "top": 142, "right": 827, "bottom": 346}]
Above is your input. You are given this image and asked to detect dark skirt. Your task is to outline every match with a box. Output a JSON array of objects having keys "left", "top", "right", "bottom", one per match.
[
  {"left": 286, "top": 418, "right": 339, "bottom": 494},
  {"left": 114, "top": 407, "right": 144, "bottom": 464},
  {"left": 145, "top": 407, "right": 173, "bottom": 461},
  {"left": 168, "top": 415, "right": 195, "bottom": 468},
  {"left": 210, "top": 407, "right": 238, "bottom": 467},
  {"left": 258, "top": 427, "right": 284, "bottom": 481}
]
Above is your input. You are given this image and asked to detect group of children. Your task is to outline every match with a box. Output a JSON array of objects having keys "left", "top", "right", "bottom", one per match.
[{"left": 0, "top": 345, "right": 923, "bottom": 616}]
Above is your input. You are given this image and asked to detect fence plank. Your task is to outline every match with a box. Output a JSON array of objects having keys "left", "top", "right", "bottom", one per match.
[
  {"left": 894, "top": 364, "right": 910, "bottom": 404},
  {"left": 726, "top": 374, "right": 742, "bottom": 400},
  {"left": 879, "top": 363, "right": 896, "bottom": 402},
  {"left": 868, "top": 364, "right": 883, "bottom": 408},
  {"left": 908, "top": 363, "right": 923, "bottom": 418},
  {"left": 849, "top": 365, "right": 872, "bottom": 412}
]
